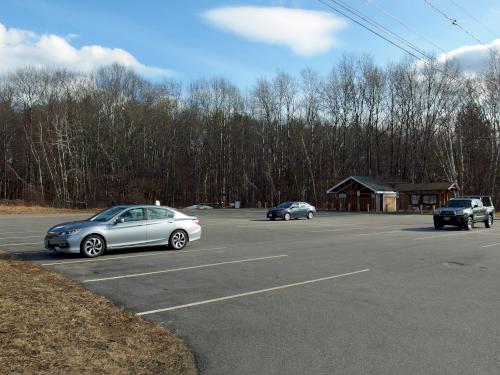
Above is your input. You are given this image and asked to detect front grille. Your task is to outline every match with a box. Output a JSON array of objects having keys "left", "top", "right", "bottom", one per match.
[{"left": 440, "top": 211, "right": 455, "bottom": 216}]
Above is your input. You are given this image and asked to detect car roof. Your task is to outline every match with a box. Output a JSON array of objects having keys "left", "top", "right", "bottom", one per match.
[{"left": 112, "top": 205, "right": 176, "bottom": 209}]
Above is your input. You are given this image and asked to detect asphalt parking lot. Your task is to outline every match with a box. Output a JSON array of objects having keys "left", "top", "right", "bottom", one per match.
[{"left": 3, "top": 209, "right": 500, "bottom": 375}]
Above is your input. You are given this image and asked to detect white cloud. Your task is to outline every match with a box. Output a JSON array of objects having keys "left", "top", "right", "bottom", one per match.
[
  {"left": 202, "top": 6, "right": 347, "bottom": 56},
  {"left": 434, "top": 39, "right": 500, "bottom": 73},
  {"left": 0, "top": 22, "right": 173, "bottom": 77}
]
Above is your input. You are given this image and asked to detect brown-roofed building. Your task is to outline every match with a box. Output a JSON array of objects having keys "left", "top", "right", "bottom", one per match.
[
  {"left": 393, "top": 182, "right": 460, "bottom": 211},
  {"left": 326, "top": 176, "right": 397, "bottom": 212},
  {"left": 326, "top": 176, "right": 460, "bottom": 212}
]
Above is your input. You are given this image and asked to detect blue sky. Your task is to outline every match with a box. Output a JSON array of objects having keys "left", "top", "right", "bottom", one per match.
[{"left": 0, "top": 0, "right": 499, "bottom": 88}]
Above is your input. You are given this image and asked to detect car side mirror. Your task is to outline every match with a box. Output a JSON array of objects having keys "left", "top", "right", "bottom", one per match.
[
  {"left": 115, "top": 218, "right": 125, "bottom": 224},
  {"left": 473, "top": 204, "right": 478, "bottom": 208}
]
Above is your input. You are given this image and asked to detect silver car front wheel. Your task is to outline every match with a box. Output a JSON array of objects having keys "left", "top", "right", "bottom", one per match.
[
  {"left": 81, "top": 235, "right": 105, "bottom": 258},
  {"left": 307, "top": 212, "right": 314, "bottom": 220},
  {"left": 170, "top": 230, "right": 187, "bottom": 250}
]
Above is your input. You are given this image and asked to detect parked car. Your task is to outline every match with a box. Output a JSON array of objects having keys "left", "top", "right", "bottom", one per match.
[
  {"left": 433, "top": 197, "right": 495, "bottom": 230},
  {"left": 267, "top": 201, "right": 316, "bottom": 221},
  {"left": 185, "top": 204, "right": 214, "bottom": 210},
  {"left": 44, "top": 205, "right": 201, "bottom": 257}
]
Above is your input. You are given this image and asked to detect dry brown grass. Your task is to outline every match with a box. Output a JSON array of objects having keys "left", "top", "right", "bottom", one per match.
[
  {"left": 0, "top": 204, "right": 96, "bottom": 215},
  {"left": 0, "top": 251, "right": 197, "bottom": 375}
]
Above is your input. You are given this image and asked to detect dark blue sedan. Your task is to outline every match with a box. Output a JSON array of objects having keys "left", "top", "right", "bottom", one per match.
[{"left": 267, "top": 201, "right": 316, "bottom": 221}]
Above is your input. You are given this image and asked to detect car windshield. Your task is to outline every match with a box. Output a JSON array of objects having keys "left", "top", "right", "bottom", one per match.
[
  {"left": 277, "top": 202, "right": 293, "bottom": 209},
  {"left": 445, "top": 200, "right": 472, "bottom": 208},
  {"left": 89, "top": 206, "right": 127, "bottom": 222}
]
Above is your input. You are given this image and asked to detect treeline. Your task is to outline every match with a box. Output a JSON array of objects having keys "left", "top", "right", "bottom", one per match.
[{"left": 0, "top": 54, "right": 499, "bottom": 208}]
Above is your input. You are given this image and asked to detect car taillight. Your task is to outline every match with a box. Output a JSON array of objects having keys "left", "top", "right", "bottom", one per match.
[{"left": 193, "top": 219, "right": 200, "bottom": 225}]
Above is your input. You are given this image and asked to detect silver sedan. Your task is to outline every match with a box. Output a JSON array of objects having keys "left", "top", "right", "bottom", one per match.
[{"left": 44, "top": 205, "right": 202, "bottom": 257}]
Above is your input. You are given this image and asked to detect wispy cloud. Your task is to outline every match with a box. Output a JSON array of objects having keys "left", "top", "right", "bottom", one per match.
[
  {"left": 202, "top": 6, "right": 347, "bottom": 56},
  {"left": 433, "top": 39, "right": 500, "bottom": 73},
  {"left": 0, "top": 22, "right": 173, "bottom": 77}
]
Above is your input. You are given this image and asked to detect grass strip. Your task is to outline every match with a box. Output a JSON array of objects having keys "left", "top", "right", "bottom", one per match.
[{"left": 0, "top": 250, "right": 197, "bottom": 375}]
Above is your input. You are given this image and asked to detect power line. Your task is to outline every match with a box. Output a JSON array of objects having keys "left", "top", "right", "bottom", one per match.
[
  {"left": 316, "top": 0, "right": 481, "bottom": 108},
  {"left": 448, "top": 0, "right": 499, "bottom": 40},
  {"left": 316, "top": 0, "right": 427, "bottom": 63},
  {"left": 331, "top": 0, "right": 434, "bottom": 61},
  {"left": 362, "top": 0, "right": 447, "bottom": 53},
  {"left": 423, "top": 0, "right": 495, "bottom": 53}
]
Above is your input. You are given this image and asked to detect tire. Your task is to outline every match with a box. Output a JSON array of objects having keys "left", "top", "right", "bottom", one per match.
[
  {"left": 169, "top": 230, "right": 188, "bottom": 250},
  {"left": 465, "top": 216, "right": 473, "bottom": 231},
  {"left": 80, "top": 235, "right": 106, "bottom": 258},
  {"left": 284, "top": 213, "right": 291, "bottom": 221},
  {"left": 307, "top": 212, "right": 314, "bottom": 220},
  {"left": 434, "top": 223, "right": 443, "bottom": 230},
  {"left": 270, "top": 217, "right": 275, "bottom": 221},
  {"left": 485, "top": 214, "right": 493, "bottom": 228}
]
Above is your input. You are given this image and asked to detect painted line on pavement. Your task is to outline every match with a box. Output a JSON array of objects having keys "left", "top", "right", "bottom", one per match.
[
  {"left": 0, "top": 235, "right": 41, "bottom": 240},
  {"left": 0, "top": 242, "right": 42, "bottom": 246},
  {"left": 137, "top": 268, "right": 370, "bottom": 316},
  {"left": 482, "top": 242, "right": 500, "bottom": 248},
  {"left": 83, "top": 255, "right": 288, "bottom": 283},
  {"left": 309, "top": 227, "right": 365, "bottom": 233},
  {"left": 0, "top": 231, "right": 44, "bottom": 236},
  {"left": 414, "top": 229, "right": 500, "bottom": 240},
  {"left": 358, "top": 230, "right": 402, "bottom": 236},
  {"left": 41, "top": 247, "right": 228, "bottom": 266}
]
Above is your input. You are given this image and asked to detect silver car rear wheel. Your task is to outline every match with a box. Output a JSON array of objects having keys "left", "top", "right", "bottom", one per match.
[
  {"left": 81, "top": 235, "right": 105, "bottom": 258},
  {"left": 170, "top": 230, "right": 187, "bottom": 250}
]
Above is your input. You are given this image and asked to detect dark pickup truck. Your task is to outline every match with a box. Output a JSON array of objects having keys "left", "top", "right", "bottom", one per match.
[{"left": 433, "top": 196, "right": 495, "bottom": 230}]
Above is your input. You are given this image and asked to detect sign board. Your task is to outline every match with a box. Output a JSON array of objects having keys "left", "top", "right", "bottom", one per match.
[
  {"left": 338, "top": 193, "right": 347, "bottom": 198},
  {"left": 356, "top": 191, "right": 360, "bottom": 197}
]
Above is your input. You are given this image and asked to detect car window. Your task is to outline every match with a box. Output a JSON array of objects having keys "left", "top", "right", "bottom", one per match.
[
  {"left": 147, "top": 207, "right": 174, "bottom": 220},
  {"left": 446, "top": 200, "right": 472, "bottom": 208},
  {"left": 120, "top": 208, "right": 145, "bottom": 222},
  {"left": 89, "top": 206, "right": 126, "bottom": 222}
]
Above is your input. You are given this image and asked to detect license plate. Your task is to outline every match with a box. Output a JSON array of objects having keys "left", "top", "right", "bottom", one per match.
[{"left": 444, "top": 217, "right": 450, "bottom": 221}]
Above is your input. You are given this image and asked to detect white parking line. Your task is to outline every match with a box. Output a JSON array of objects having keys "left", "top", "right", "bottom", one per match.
[
  {"left": 309, "top": 227, "right": 365, "bottom": 233},
  {"left": 358, "top": 230, "right": 402, "bottom": 236},
  {"left": 83, "top": 255, "right": 288, "bottom": 283},
  {"left": 0, "top": 231, "right": 43, "bottom": 236},
  {"left": 137, "top": 268, "right": 370, "bottom": 316},
  {"left": 482, "top": 242, "right": 500, "bottom": 248},
  {"left": 41, "top": 247, "right": 228, "bottom": 266},
  {"left": 0, "top": 242, "right": 41, "bottom": 246},
  {"left": 414, "top": 230, "right": 499, "bottom": 240},
  {"left": 0, "top": 235, "right": 41, "bottom": 240}
]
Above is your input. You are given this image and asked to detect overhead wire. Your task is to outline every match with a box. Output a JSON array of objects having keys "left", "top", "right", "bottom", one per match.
[
  {"left": 422, "top": 0, "right": 495, "bottom": 53},
  {"left": 316, "top": 0, "right": 427, "bottom": 63},
  {"left": 323, "top": 0, "right": 434, "bottom": 62},
  {"left": 361, "top": 0, "right": 447, "bottom": 53},
  {"left": 447, "top": 0, "right": 499, "bottom": 40},
  {"left": 315, "top": 0, "right": 481, "bottom": 107}
]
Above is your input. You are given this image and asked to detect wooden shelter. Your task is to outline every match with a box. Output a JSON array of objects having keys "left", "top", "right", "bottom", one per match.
[
  {"left": 326, "top": 176, "right": 397, "bottom": 212},
  {"left": 394, "top": 182, "right": 460, "bottom": 210}
]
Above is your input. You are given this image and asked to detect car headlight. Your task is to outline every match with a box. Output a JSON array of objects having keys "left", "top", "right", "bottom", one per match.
[{"left": 61, "top": 228, "right": 81, "bottom": 236}]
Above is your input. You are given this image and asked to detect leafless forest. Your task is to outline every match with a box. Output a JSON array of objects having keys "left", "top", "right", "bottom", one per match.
[{"left": 1, "top": 54, "right": 499, "bottom": 208}]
